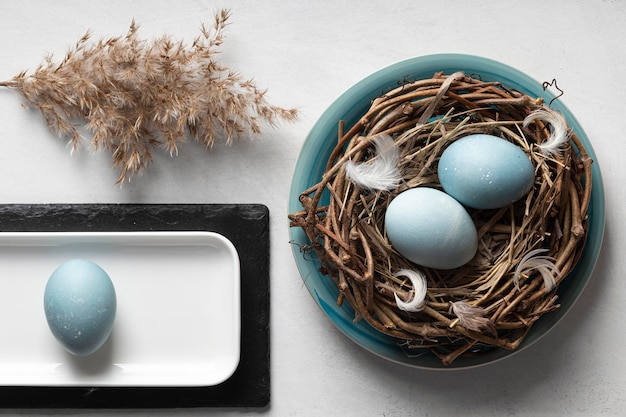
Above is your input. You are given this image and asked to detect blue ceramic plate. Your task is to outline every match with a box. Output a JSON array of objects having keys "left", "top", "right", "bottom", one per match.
[{"left": 288, "top": 54, "right": 605, "bottom": 369}]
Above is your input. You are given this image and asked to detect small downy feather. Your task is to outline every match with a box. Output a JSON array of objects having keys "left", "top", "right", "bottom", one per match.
[
  {"left": 513, "top": 248, "right": 560, "bottom": 291},
  {"left": 393, "top": 269, "right": 427, "bottom": 312},
  {"left": 344, "top": 134, "right": 401, "bottom": 192},
  {"left": 523, "top": 107, "right": 569, "bottom": 157},
  {"left": 449, "top": 301, "right": 497, "bottom": 335}
]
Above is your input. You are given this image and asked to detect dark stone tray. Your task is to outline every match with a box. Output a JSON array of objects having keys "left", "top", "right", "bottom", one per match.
[{"left": 0, "top": 204, "right": 270, "bottom": 408}]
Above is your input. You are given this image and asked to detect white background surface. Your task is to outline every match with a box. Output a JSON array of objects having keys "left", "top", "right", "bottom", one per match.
[{"left": 0, "top": 0, "right": 623, "bottom": 415}]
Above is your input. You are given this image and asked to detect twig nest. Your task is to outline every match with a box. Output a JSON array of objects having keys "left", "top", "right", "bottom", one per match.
[{"left": 289, "top": 71, "right": 592, "bottom": 365}]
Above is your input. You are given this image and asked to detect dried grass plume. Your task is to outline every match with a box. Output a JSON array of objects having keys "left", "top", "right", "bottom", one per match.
[{"left": 0, "top": 9, "right": 298, "bottom": 183}]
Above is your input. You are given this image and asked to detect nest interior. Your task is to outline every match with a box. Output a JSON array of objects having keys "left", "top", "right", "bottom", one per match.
[{"left": 289, "top": 71, "right": 593, "bottom": 365}]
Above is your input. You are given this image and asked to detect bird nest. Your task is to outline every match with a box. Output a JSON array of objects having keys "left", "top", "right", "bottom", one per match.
[{"left": 289, "top": 71, "right": 593, "bottom": 365}]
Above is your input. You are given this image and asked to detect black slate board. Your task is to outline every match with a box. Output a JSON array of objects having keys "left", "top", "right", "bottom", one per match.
[{"left": 0, "top": 204, "right": 270, "bottom": 408}]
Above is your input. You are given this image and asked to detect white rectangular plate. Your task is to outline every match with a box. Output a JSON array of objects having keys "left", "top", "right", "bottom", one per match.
[{"left": 0, "top": 231, "right": 240, "bottom": 387}]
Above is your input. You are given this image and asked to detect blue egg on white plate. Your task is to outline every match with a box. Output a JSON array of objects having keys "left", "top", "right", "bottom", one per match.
[
  {"left": 438, "top": 134, "right": 535, "bottom": 209},
  {"left": 384, "top": 187, "right": 478, "bottom": 270},
  {"left": 44, "top": 259, "right": 117, "bottom": 356}
]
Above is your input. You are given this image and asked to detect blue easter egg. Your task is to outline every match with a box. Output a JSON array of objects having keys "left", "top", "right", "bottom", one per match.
[
  {"left": 384, "top": 187, "right": 478, "bottom": 269},
  {"left": 438, "top": 134, "right": 535, "bottom": 209},
  {"left": 44, "top": 259, "right": 117, "bottom": 356}
]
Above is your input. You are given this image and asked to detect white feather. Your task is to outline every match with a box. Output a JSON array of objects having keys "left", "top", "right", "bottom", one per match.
[
  {"left": 523, "top": 107, "right": 569, "bottom": 157},
  {"left": 449, "top": 301, "right": 496, "bottom": 335},
  {"left": 344, "top": 134, "right": 401, "bottom": 192},
  {"left": 393, "top": 269, "right": 427, "bottom": 312},
  {"left": 513, "top": 248, "right": 560, "bottom": 291}
]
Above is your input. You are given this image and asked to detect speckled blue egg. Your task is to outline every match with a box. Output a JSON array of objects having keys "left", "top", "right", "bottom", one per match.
[
  {"left": 44, "top": 259, "right": 116, "bottom": 356},
  {"left": 438, "top": 134, "right": 535, "bottom": 209},
  {"left": 385, "top": 187, "right": 478, "bottom": 269}
]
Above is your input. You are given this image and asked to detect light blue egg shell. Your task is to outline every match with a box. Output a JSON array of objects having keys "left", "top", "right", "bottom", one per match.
[
  {"left": 44, "top": 259, "right": 117, "bottom": 356},
  {"left": 438, "top": 134, "right": 535, "bottom": 209},
  {"left": 384, "top": 187, "right": 478, "bottom": 270}
]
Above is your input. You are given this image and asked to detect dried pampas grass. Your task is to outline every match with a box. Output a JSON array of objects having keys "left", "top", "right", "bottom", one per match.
[{"left": 0, "top": 9, "right": 298, "bottom": 183}]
